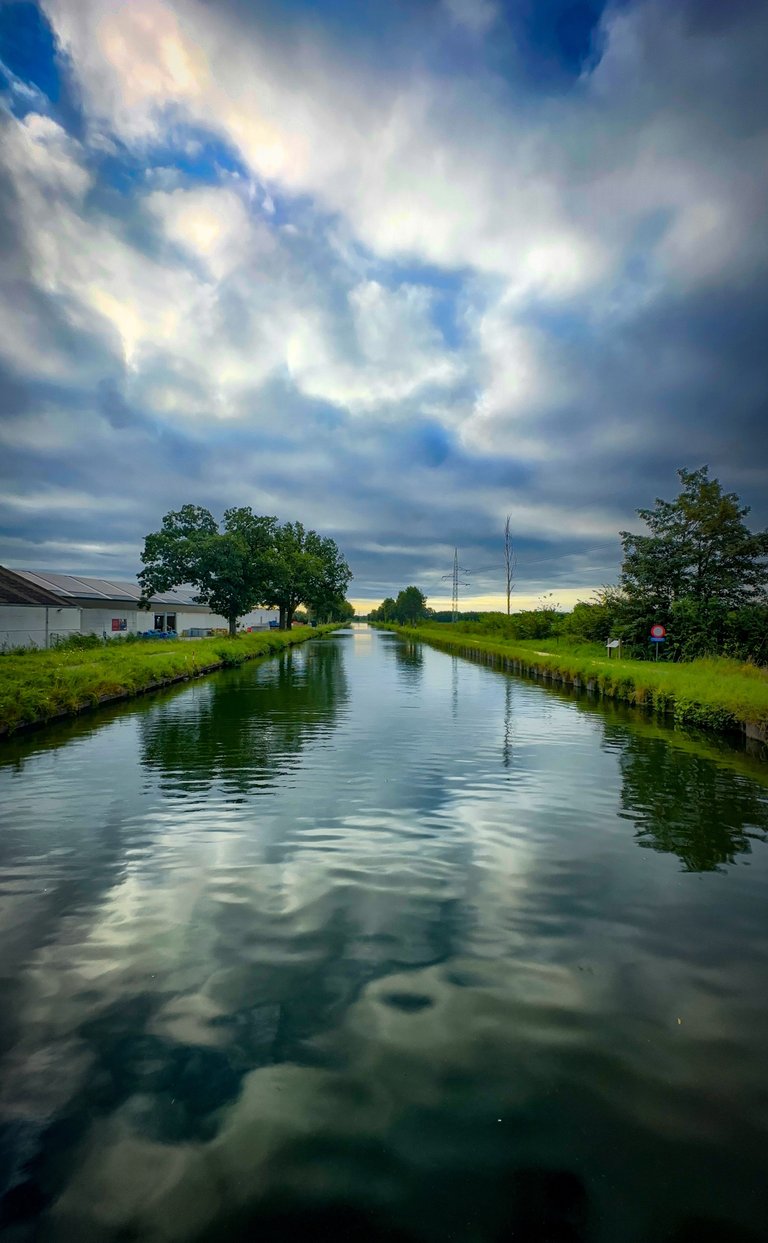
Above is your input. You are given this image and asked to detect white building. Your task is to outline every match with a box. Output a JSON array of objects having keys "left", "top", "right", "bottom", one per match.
[
  {"left": 0, "top": 567, "right": 81, "bottom": 649},
  {"left": 0, "top": 567, "right": 279, "bottom": 648}
]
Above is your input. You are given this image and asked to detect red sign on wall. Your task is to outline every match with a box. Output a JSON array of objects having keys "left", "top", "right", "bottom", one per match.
[{"left": 112, "top": 618, "right": 127, "bottom": 632}]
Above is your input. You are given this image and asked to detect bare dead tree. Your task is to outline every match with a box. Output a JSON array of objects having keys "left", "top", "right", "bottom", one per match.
[{"left": 504, "top": 515, "right": 516, "bottom": 615}]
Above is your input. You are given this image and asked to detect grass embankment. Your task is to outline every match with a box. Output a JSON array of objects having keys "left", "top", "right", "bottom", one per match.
[
  {"left": 0, "top": 627, "right": 338, "bottom": 736},
  {"left": 380, "top": 624, "right": 768, "bottom": 744}
]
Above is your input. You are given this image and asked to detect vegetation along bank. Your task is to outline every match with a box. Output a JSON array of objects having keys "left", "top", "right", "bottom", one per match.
[
  {"left": 0, "top": 626, "right": 340, "bottom": 737},
  {"left": 378, "top": 625, "right": 768, "bottom": 747}
]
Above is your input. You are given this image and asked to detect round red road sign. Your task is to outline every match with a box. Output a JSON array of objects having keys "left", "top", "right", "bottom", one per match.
[{"left": 650, "top": 624, "right": 666, "bottom": 638}]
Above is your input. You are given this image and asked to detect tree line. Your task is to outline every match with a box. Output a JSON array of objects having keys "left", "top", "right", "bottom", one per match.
[
  {"left": 368, "top": 586, "right": 429, "bottom": 624},
  {"left": 371, "top": 467, "right": 768, "bottom": 663},
  {"left": 139, "top": 505, "right": 353, "bottom": 635},
  {"left": 508, "top": 467, "right": 768, "bottom": 661}
]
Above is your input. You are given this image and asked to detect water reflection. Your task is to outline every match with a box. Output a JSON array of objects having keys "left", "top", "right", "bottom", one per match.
[
  {"left": 502, "top": 679, "right": 514, "bottom": 769},
  {"left": 617, "top": 731, "right": 768, "bottom": 872},
  {"left": 140, "top": 639, "right": 348, "bottom": 796},
  {"left": 391, "top": 638, "right": 424, "bottom": 688},
  {"left": 1, "top": 630, "right": 768, "bottom": 1243}
]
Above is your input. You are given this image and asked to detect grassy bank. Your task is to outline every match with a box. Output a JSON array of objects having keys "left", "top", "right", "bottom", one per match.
[
  {"left": 0, "top": 627, "right": 339, "bottom": 736},
  {"left": 378, "top": 624, "right": 768, "bottom": 744}
]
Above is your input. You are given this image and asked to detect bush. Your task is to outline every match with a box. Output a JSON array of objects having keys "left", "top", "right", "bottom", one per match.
[
  {"left": 559, "top": 599, "right": 617, "bottom": 644},
  {"left": 610, "top": 597, "right": 768, "bottom": 663}
]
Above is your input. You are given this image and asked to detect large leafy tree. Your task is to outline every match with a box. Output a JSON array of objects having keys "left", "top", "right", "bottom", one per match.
[
  {"left": 138, "top": 505, "right": 277, "bottom": 636},
  {"left": 620, "top": 467, "right": 768, "bottom": 609},
  {"left": 393, "top": 586, "right": 429, "bottom": 623},
  {"left": 263, "top": 522, "right": 352, "bottom": 629}
]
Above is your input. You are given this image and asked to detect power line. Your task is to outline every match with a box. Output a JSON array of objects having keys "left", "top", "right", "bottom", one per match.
[{"left": 515, "top": 542, "right": 618, "bottom": 570}]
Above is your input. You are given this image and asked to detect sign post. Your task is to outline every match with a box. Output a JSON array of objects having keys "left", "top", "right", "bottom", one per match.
[
  {"left": 649, "top": 624, "right": 666, "bottom": 660},
  {"left": 606, "top": 639, "right": 620, "bottom": 659}
]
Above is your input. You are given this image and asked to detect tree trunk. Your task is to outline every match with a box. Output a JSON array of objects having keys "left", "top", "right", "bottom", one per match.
[
  {"left": 286, "top": 606, "right": 295, "bottom": 629},
  {"left": 228, "top": 615, "right": 237, "bottom": 638},
  {"left": 279, "top": 605, "right": 287, "bottom": 630},
  {"left": 504, "top": 515, "right": 515, "bottom": 615}
]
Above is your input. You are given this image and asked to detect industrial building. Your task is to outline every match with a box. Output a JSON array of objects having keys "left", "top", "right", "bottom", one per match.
[{"left": 0, "top": 566, "right": 279, "bottom": 649}]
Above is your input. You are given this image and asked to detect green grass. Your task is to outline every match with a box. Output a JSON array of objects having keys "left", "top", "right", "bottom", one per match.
[
  {"left": 0, "top": 627, "right": 339, "bottom": 735},
  {"left": 379, "top": 624, "right": 768, "bottom": 742}
]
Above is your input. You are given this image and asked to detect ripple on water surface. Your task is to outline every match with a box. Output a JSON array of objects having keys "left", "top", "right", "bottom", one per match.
[{"left": 1, "top": 629, "right": 768, "bottom": 1243}]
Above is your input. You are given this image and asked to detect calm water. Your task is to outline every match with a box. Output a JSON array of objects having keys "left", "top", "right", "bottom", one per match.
[{"left": 1, "top": 626, "right": 768, "bottom": 1243}]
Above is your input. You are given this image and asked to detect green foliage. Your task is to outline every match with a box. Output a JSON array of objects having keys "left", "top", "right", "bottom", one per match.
[
  {"left": 620, "top": 466, "right": 768, "bottom": 608},
  {"left": 310, "top": 596, "right": 355, "bottom": 623},
  {"left": 444, "top": 605, "right": 562, "bottom": 642},
  {"left": 394, "top": 586, "right": 429, "bottom": 624},
  {"left": 389, "top": 624, "right": 768, "bottom": 739},
  {"left": 370, "top": 586, "right": 429, "bottom": 624},
  {"left": 429, "top": 610, "right": 482, "bottom": 623},
  {"left": 577, "top": 591, "right": 768, "bottom": 663},
  {"left": 139, "top": 506, "right": 352, "bottom": 635},
  {"left": 375, "top": 466, "right": 768, "bottom": 669},
  {"left": 262, "top": 521, "right": 352, "bottom": 629},
  {"left": 139, "top": 505, "right": 277, "bottom": 636},
  {"left": 50, "top": 632, "right": 105, "bottom": 651},
  {"left": 370, "top": 597, "right": 397, "bottom": 622},
  {"left": 558, "top": 589, "right": 622, "bottom": 643},
  {"left": 0, "top": 627, "right": 340, "bottom": 735}
]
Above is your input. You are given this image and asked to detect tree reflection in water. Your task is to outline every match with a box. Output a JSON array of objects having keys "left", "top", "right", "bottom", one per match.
[
  {"left": 615, "top": 730, "right": 768, "bottom": 872},
  {"left": 390, "top": 638, "right": 424, "bottom": 689},
  {"left": 140, "top": 640, "right": 349, "bottom": 797}
]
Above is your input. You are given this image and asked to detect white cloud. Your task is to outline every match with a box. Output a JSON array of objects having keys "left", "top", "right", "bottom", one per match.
[
  {"left": 285, "top": 280, "right": 461, "bottom": 413},
  {"left": 1, "top": 103, "right": 460, "bottom": 425},
  {"left": 40, "top": 0, "right": 768, "bottom": 308},
  {"left": 40, "top": 0, "right": 610, "bottom": 298},
  {"left": 442, "top": 0, "right": 499, "bottom": 37},
  {"left": 2, "top": 111, "right": 91, "bottom": 201},
  {"left": 146, "top": 184, "right": 273, "bottom": 279}
]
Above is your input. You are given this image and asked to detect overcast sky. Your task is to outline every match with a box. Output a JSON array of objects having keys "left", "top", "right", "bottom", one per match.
[{"left": 0, "top": 0, "right": 766, "bottom": 610}]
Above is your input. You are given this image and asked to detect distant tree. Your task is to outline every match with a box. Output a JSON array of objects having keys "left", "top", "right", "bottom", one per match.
[
  {"left": 263, "top": 521, "right": 352, "bottom": 629},
  {"left": 370, "top": 597, "right": 396, "bottom": 622},
  {"left": 139, "top": 505, "right": 276, "bottom": 637},
  {"left": 369, "top": 589, "right": 429, "bottom": 624},
  {"left": 504, "top": 515, "right": 516, "bottom": 616},
  {"left": 393, "top": 586, "right": 429, "bottom": 624},
  {"left": 620, "top": 466, "right": 768, "bottom": 608},
  {"left": 310, "top": 595, "right": 355, "bottom": 624}
]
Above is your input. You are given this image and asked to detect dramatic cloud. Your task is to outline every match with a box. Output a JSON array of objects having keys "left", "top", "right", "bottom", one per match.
[{"left": 0, "top": 0, "right": 766, "bottom": 607}]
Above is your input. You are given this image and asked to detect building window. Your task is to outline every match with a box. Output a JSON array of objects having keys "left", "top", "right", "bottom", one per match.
[{"left": 153, "top": 613, "right": 177, "bottom": 632}]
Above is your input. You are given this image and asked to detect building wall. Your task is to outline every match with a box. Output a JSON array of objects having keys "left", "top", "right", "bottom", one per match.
[
  {"left": 238, "top": 608, "right": 280, "bottom": 630},
  {"left": 0, "top": 605, "right": 82, "bottom": 649},
  {"left": 173, "top": 608, "right": 280, "bottom": 633},
  {"left": 77, "top": 605, "right": 280, "bottom": 637},
  {"left": 80, "top": 606, "right": 142, "bottom": 637}
]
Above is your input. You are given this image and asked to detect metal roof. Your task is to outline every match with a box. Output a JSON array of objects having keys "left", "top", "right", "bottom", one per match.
[
  {"left": 0, "top": 566, "right": 65, "bottom": 606},
  {"left": 13, "top": 569, "right": 206, "bottom": 608}
]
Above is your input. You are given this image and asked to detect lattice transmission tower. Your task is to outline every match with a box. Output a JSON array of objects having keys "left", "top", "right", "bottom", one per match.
[{"left": 442, "top": 547, "right": 472, "bottom": 623}]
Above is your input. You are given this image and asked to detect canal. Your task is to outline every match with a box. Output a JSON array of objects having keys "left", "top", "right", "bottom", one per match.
[{"left": 1, "top": 625, "right": 767, "bottom": 1242}]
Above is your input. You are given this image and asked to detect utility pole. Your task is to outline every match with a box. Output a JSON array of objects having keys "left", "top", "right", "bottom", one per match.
[{"left": 442, "top": 547, "right": 471, "bottom": 623}]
